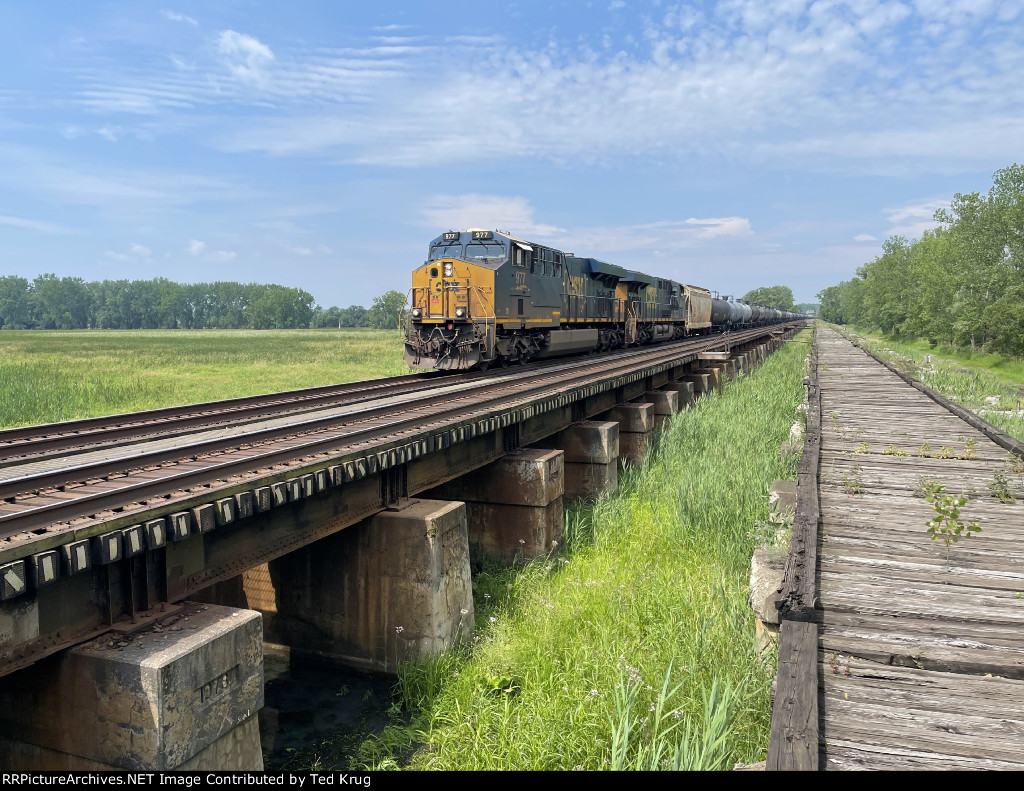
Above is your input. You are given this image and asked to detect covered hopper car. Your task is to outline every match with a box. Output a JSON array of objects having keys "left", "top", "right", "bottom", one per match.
[{"left": 404, "top": 229, "right": 799, "bottom": 371}]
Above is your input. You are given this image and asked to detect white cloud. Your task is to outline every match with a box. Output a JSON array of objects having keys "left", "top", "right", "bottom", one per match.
[
  {"left": 96, "top": 126, "right": 122, "bottom": 142},
  {"left": 684, "top": 217, "right": 754, "bottom": 239},
  {"left": 130, "top": 243, "right": 152, "bottom": 256},
  {"left": 187, "top": 239, "right": 206, "bottom": 255},
  {"left": 0, "top": 215, "right": 70, "bottom": 234},
  {"left": 161, "top": 9, "right": 198, "bottom": 26},
  {"left": 885, "top": 199, "right": 949, "bottom": 238},
  {"left": 212, "top": 250, "right": 237, "bottom": 261},
  {"left": 200, "top": 4, "right": 1024, "bottom": 172},
  {"left": 217, "top": 30, "right": 275, "bottom": 82},
  {"left": 853, "top": 234, "right": 877, "bottom": 242},
  {"left": 420, "top": 194, "right": 565, "bottom": 237},
  {"left": 104, "top": 250, "right": 129, "bottom": 261},
  {"left": 286, "top": 244, "right": 332, "bottom": 256}
]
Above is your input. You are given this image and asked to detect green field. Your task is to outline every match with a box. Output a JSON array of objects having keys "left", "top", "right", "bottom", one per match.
[{"left": 0, "top": 329, "right": 408, "bottom": 428}]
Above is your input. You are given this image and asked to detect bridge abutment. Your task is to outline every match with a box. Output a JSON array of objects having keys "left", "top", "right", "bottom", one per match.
[{"left": 0, "top": 603, "right": 264, "bottom": 770}]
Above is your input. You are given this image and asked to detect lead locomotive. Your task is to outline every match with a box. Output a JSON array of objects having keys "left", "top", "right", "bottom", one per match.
[{"left": 404, "top": 229, "right": 797, "bottom": 371}]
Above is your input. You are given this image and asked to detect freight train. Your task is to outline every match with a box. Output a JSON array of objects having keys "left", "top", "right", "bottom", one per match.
[{"left": 404, "top": 229, "right": 800, "bottom": 371}]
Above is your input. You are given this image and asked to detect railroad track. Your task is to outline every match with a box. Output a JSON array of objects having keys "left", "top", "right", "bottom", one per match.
[
  {"left": 0, "top": 370, "right": 457, "bottom": 467},
  {"left": 0, "top": 325, "right": 795, "bottom": 541}
]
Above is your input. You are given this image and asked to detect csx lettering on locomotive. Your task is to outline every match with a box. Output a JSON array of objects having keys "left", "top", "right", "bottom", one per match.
[{"left": 404, "top": 228, "right": 801, "bottom": 371}]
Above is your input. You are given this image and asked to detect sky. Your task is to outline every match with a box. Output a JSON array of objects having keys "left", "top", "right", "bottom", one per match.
[{"left": 1, "top": 0, "right": 1022, "bottom": 308}]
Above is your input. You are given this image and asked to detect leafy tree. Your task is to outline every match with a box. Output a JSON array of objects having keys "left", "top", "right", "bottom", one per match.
[
  {"left": 816, "top": 162, "right": 1024, "bottom": 356},
  {"left": 0, "top": 276, "right": 33, "bottom": 328},
  {"left": 339, "top": 305, "right": 369, "bottom": 327},
  {"left": 741, "top": 285, "right": 795, "bottom": 310},
  {"left": 366, "top": 290, "right": 406, "bottom": 330}
]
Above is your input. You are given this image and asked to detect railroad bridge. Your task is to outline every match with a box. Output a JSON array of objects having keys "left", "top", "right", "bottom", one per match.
[{"left": 0, "top": 326, "right": 800, "bottom": 770}]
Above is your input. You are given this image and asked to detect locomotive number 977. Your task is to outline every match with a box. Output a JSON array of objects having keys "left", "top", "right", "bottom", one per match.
[{"left": 404, "top": 229, "right": 798, "bottom": 371}]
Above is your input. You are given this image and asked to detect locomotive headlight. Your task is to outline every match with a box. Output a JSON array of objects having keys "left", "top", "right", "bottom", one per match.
[
  {"left": 454, "top": 307, "right": 466, "bottom": 318},
  {"left": 444, "top": 262, "right": 453, "bottom": 277},
  {"left": 411, "top": 307, "right": 422, "bottom": 319}
]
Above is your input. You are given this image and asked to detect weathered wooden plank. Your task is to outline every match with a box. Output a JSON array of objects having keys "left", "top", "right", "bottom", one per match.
[
  {"left": 824, "top": 742, "right": 1024, "bottom": 771},
  {"left": 767, "top": 619, "right": 820, "bottom": 771},
  {"left": 776, "top": 325, "right": 821, "bottom": 620},
  {"left": 818, "top": 571, "right": 1024, "bottom": 624},
  {"left": 820, "top": 697, "right": 1024, "bottom": 762},
  {"left": 819, "top": 546, "right": 1024, "bottom": 586}
]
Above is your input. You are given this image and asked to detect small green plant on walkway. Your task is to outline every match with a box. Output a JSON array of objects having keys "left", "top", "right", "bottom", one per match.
[
  {"left": 921, "top": 481, "right": 981, "bottom": 568},
  {"left": 988, "top": 470, "right": 1016, "bottom": 504}
]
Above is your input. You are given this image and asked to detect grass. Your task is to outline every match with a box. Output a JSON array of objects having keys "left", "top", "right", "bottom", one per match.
[
  {"left": 351, "top": 331, "right": 810, "bottom": 771},
  {"left": 0, "top": 329, "right": 407, "bottom": 428},
  {"left": 845, "top": 327, "right": 1024, "bottom": 442}
]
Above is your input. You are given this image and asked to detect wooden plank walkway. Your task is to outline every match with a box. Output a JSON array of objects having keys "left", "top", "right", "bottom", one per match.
[{"left": 770, "top": 325, "right": 1024, "bottom": 770}]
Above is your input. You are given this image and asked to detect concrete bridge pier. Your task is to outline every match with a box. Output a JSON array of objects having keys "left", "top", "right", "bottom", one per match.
[
  {"left": 428, "top": 449, "right": 565, "bottom": 565},
  {"left": 0, "top": 603, "right": 264, "bottom": 770},
  {"left": 660, "top": 380, "right": 694, "bottom": 409},
  {"left": 642, "top": 389, "right": 679, "bottom": 431},
  {"left": 532, "top": 421, "right": 619, "bottom": 502},
  {"left": 604, "top": 403, "right": 654, "bottom": 466},
  {"left": 692, "top": 365, "right": 722, "bottom": 393},
  {"left": 680, "top": 371, "right": 711, "bottom": 398},
  {"left": 259, "top": 498, "right": 474, "bottom": 673}
]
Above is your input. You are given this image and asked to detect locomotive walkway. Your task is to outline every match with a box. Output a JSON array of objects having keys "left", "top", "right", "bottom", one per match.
[{"left": 769, "top": 325, "right": 1024, "bottom": 770}]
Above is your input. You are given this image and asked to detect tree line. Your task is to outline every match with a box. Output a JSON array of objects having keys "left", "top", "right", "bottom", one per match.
[
  {"left": 818, "top": 163, "right": 1024, "bottom": 355},
  {"left": 740, "top": 285, "right": 796, "bottom": 310},
  {"left": 0, "top": 274, "right": 407, "bottom": 331}
]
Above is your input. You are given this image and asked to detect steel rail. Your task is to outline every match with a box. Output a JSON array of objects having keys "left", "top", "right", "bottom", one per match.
[
  {"left": 0, "top": 323, "right": 802, "bottom": 536},
  {"left": 0, "top": 369, "right": 459, "bottom": 465}
]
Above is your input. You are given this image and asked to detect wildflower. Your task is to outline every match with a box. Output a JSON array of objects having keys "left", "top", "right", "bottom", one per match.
[
  {"left": 489, "top": 616, "right": 496, "bottom": 623},
  {"left": 394, "top": 626, "right": 404, "bottom": 634},
  {"left": 483, "top": 593, "right": 491, "bottom": 599},
  {"left": 590, "top": 688, "right": 600, "bottom": 697},
  {"left": 518, "top": 539, "right": 525, "bottom": 545}
]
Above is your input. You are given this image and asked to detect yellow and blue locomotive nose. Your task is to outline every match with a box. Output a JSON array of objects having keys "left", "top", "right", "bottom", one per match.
[{"left": 405, "top": 257, "right": 496, "bottom": 370}]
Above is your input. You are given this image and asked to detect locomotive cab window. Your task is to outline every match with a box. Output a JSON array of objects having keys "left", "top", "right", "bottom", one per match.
[
  {"left": 430, "top": 243, "right": 461, "bottom": 260},
  {"left": 465, "top": 241, "right": 506, "bottom": 263}
]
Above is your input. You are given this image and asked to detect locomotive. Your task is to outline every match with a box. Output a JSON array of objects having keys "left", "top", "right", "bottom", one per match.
[{"left": 404, "top": 229, "right": 799, "bottom": 371}]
